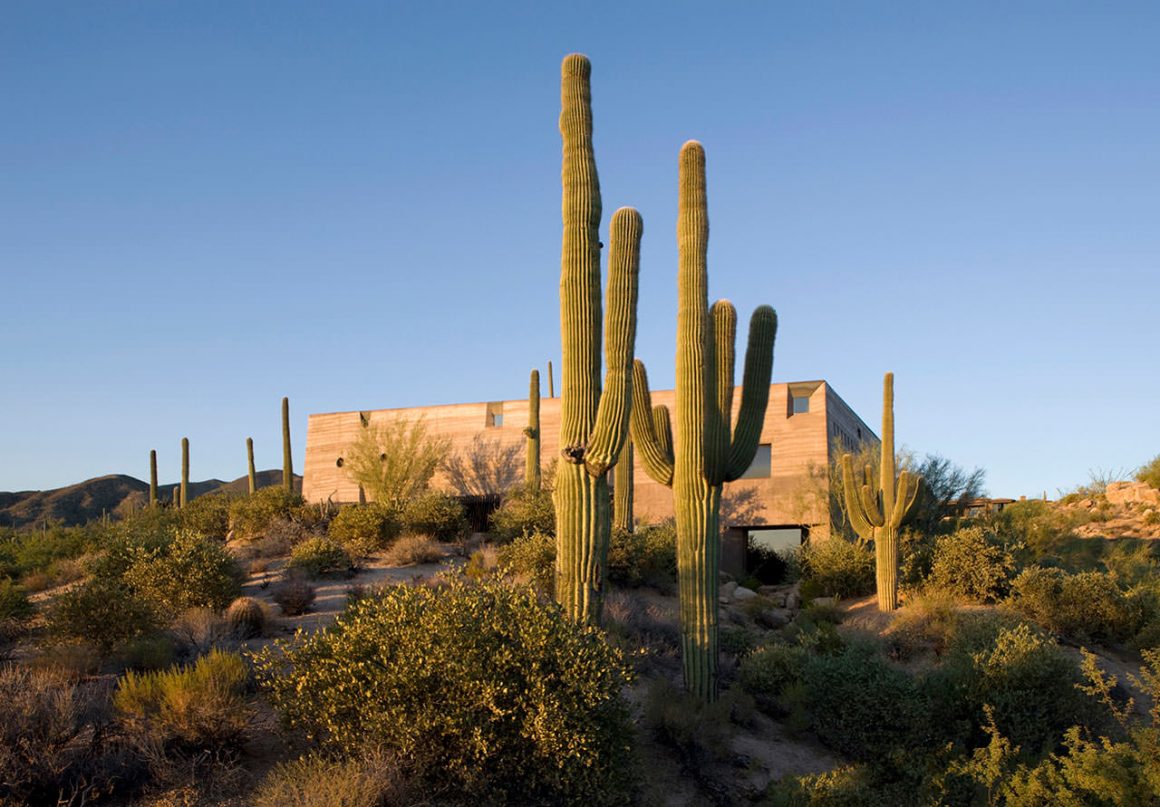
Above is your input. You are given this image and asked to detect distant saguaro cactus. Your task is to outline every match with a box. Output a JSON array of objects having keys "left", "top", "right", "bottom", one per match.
[
  {"left": 282, "top": 397, "right": 293, "bottom": 493},
  {"left": 246, "top": 437, "right": 257, "bottom": 496},
  {"left": 180, "top": 437, "right": 190, "bottom": 509},
  {"left": 613, "top": 437, "right": 633, "bottom": 532},
  {"left": 149, "top": 450, "right": 158, "bottom": 509},
  {"left": 631, "top": 142, "right": 777, "bottom": 701},
  {"left": 841, "top": 372, "right": 922, "bottom": 612},
  {"left": 553, "top": 54, "right": 641, "bottom": 624},
  {"left": 548, "top": 360, "right": 555, "bottom": 398},
  {"left": 525, "top": 369, "right": 541, "bottom": 491}
]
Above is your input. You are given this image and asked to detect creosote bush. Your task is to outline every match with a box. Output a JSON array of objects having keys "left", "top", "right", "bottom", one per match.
[
  {"left": 926, "top": 526, "right": 1020, "bottom": 603},
  {"left": 738, "top": 642, "right": 808, "bottom": 713},
  {"left": 798, "top": 536, "right": 876, "bottom": 600},
  {"left": 498, "top": 530, "right": 556, "bottom": 594},
  {"left": 122, "top": 529, "right": 244, "bottom": 614},
  {"left": 48, "top": 576, "right": 160, "bottom": 657},
  {"left": 178, "top": 492, "right": 235, "bottom": 540},
  {"left": 607, "top": 523, "right": 677, "bottom": 590},
  {"left": 288, "top": 536, "right": 354, "bottom": 578},
  {"left": 401, "top": 491, "right": 469, "bottom": 541},
  {"left": 327, "top": 503, "right": 400, "bottom": 557},
  {"left": 229, "top": 486, "right": 305, "bottom": 540},
  {"left": 253, "top": 578, "right": 636, "bottom": 805},
  {"left": 383, "top": 534, "right": 444, "bottom": 566},
  {"left": 1009, "top": 566, "right": 1148, "bottom": 646},
  {"left": 489, "top": 485, "right": 555, "bottom": 543}
]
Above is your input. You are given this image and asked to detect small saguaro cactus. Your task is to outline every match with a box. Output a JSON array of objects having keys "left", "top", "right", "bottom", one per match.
[
  {"left": 246, "top": 437, "right": 257, "bottom": 496},
  {"left": 282, "top": 397, "right": 293, "bottom": 493},
  {"left": 553, "top": 53, "right": 641, "bottom": 625},
  {"left": 149, "top": 450, "right": 158, "bottom": 509},
  {"left": 613, "top": 437, "right": 633, "bottom": 532},
  {"left": 841, "top": 372, "right": 922, "bottom": 612},
  {"left": 524, "top": 369, "right": 541, "bottom": 491},
  {"left": 548, "top": 360, "right": 555, "bottom": 398},
  {"left": 631, "top": 141, "right": 777, "bottom": 701},
  {"left": 180, "top": 437, "right": 190, "bottom": 509}
]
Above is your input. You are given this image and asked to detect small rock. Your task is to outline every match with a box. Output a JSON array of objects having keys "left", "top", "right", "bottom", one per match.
[
  {"left": 754, "top": 608, "right": 792, "bottom": 629},
  {"left": 811, "top": 596, "right": 836, "bottom": 608},
  {"left": 785, "top": 592, "right": 800, "bottom": 610},
  {"left": 718, "top": 571, "right": 735, "bottom": 584},
  {"left": 734, "top": 586, "right": 758, "bottom": 601},
  {"left": 719, "top": 581, "right": 738, "bottom": 604}
]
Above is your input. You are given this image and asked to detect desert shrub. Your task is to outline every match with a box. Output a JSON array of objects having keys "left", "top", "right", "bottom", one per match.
[
  {"left": 254, "top": 749, "right": 417, "bottom": 807},
  {"left": 799, "top": 536, "right": 875, "bottom": 599},
  {"left": 607, "top": 523, "right": 677, "bottom": 589},
  {"left": 118, "top": 634, "right": 178, "bottom": 671},
  {"left": 273, "top": 580, "right": 316, "bottom": 616},
  {"left": 498, "top": 530, "right": 555, "bottom": 594},
  {"left": 1136, "top": 455, "right": 1160, "bottom": 490},
  {"left": 114, "top": 648, "right": 249, "bottom": 752},
  {"left": 254, "top": 578, "right": 635, "bottom": 805},
  {"left": 288, "top": 536, "right": 354, "bottom": 578},
  {"left": 602, "top": 590, "right": 682, "bottom": 662},
  {"left": 179, "top": 492, "right": 235, "bottom": 539},
  {"left": 489, "top": 485, "right": 555, "bottom": 543},
  {"left": 0, "top": 578, "right": 33, "bottom": 624},
  {"left": 719, "top": 625, "right": 762, "bottom": 659},
  {"left": 643, "top": 679, "right": 745, "bottom": 771},
  {"left": 229, "top": 487, "right": 305, "bottom": 540},
  {"left": 383, "top": 534, "right": 445, "bottom": 566},
  {"left": 48, "top": 576, "right": 160, "bottom": 657},
  {"left": 928, "top": 616, "right": 1083, "bottom": 754},
  {"left": 170, "top": 607, "right": 231, "bottom": 658},
  {"left": 926, "top": 526, "right": 1020, "bottom": 603},
  {"left": 122, "top": 529, "right": 245, "bottom": 614},
  {"left": 402, "top": 491, "right": 469, "bottom": 541},
  {"left": 0, "top": 524, "right": 94, "bottom": 582},
  {"left": 991, "top": 500, "right": 1090, "bottom": 563},
  {"left": 344, "top": 417, "right": 451, "bottom": 509},
  {"left": 464, "top": 546, "right": 499, "bottom": 581},
  {"left": 0, "top": 664, "right": 110, "bottom": 803},
  {"left": 746, "top": 536, "right": 790, "bottom": 585},
  {"left": 328, "top": 503, "right": 401, "bottom": 556},
  {"left": 882, "top": 590, "right": 960, "bottom": 660},
  {"left": 1010, "top": 567, "right": 1142, "bottom": 644},
  {"left": 738, "top": 642, "right": 808, "bottom": 712},
  {"left": 225, "top": 596, "right": 268, "bottom": 638},
  {"left": 801, "top": 642, "right": 927, "bottom": 760}
]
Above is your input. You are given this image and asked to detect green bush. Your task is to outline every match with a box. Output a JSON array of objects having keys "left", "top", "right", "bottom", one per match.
[
  {"left": 122, "top": 529, "right": 245, "bottom": 614},
  {"left": 0, "top": 579, "right": 33, "bottom": 624},
  {"left": 114, "top": 648, "right": 249, "bottom": 752},
  {"left": 253, "top": 579, "right": 636, "bottom": 805},
  {"left": 929, "top": 617, "right": 1083, "bottom": 754},
  {"left": 289, "top": 536, "right": 354, "bottom": 578},
  {"left": 489, "top": 486, "right": 555, "bottom": 543},
  {"left": 738, "top": 642, "right": 807, "bottom": 713},
  {"left": 0, "top": 525, "right": 94, "bottom": 582},
  {"left": 926, "top": 526, "right": 1020, "bottom": 603},
  {"left": 179, "top": 492, "right": 236, "bottom": 540},
  {"left": 1136, "top": 455, "right": 1160, "bottom": 490},
  {"left": 48, "top": 576, "right": 160, "bottom": 656},
  {"left": 799, "top": 537, "right": 875, "bottom": 599},
  {"left": 229, "top": 487, "right": 305, "bottom": 540},
  {"left": 402, "top": 492, "right": 469, "bottom": 541},
  {"left": 328, "top": 503, "right": 401, "bottom": 556},
  {"left": 1010, "top": 567, "right": 1143, "bottom": 644},
  {"left": 498, "top": 530, "right": 556, "bottom": 594},
  {"left": 607, "top": 523, "right": 677, "bottom": 589},
  {"left": 801, "top": 642, "right": 927, "bottom": 760}
]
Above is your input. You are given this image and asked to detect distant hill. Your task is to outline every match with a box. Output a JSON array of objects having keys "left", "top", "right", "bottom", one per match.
[{"left": 0, "top": 471, "right": 301, "bottom": 529}]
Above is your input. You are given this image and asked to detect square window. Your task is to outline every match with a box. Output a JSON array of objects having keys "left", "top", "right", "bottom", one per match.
[
  {"left": 792, "top": 395, "right": 809, "bottom": 414},
  {"left": 738, "top": 443, "right": 771, "bottom": 479}
]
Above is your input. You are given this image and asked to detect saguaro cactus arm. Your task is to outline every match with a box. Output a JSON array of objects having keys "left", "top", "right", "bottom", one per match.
[
  {"left": 724, "top": 306, "right": 778, "bottom": 481},
  {"left": 704, "top": 300, "right": 737, "bottom": 485},
  {"left": 894, "top": 469, "right": 922, "bottom": 524},
  {"left": 629, "top": 360, "right": 675, "bottom": 486},
  {"left": 582, "top": 207, "right": 641, "bottom": 477},
  {"left": 841, "top": 453, "right": 878, "bottom": 540}
]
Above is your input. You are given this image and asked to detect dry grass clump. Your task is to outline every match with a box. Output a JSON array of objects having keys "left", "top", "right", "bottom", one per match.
[
  {"left": 253, "top": 750, "right": 417, "bottom": 807},
  {"left": 170, "top": 607, "right": 231, "bottom": 658},
  {"left": 384, "top": 534, "right": 445, "bottom": 566}
]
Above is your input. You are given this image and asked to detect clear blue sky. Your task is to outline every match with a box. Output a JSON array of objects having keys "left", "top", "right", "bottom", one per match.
[{"left": 2, "top": 2, "right": 1157, "bottom": 498}]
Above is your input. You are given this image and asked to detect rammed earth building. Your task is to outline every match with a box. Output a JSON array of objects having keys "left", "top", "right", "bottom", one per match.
[{"left": 303, "top": 380, "right": 878, "bottom": 570}]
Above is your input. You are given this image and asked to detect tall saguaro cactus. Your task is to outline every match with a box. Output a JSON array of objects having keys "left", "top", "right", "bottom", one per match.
[
  {"left": 246, "top": 437, "right": 257, "bottom": 496},
  {"left": 149, "top": 450, "right": 158, "bottom": 509},
  {"left": 282, "top": 397, "right": 293, "bottom": 493},
  {"left": 554, "top": 54, "right": 641, "bottom": 625},
  {"left": 631, "top": 142, "right": 777, "bottom": 701},
  {"left": 613, "top": 437, "right": 634, "bottom": 532},
  {"left": 841, "top": 372, "right": 922, "bottom": 612},
  {"left": 180, "top": 437, "right": 190, "bottom": 509},
  {"left": 548, "top": 360, "right": 555, "bottom": 398},
  {"left": 525, "top": 369, "right": 541, "bottom": 491}
]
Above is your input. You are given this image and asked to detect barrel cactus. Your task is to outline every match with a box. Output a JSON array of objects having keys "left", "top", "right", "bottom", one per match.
[{"left": 225, "top": 596, "right": 267, "bottom": 638}]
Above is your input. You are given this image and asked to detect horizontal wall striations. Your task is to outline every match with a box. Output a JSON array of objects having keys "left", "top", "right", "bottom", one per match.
[{"left": 303, "top": 382, "right": 868, "bottom": 533}]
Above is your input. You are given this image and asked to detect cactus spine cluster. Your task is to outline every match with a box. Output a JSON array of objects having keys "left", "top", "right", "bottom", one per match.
[
  {"left": 246, "top": 437, "right": 257, "bottom": 496},
  {"left": 632, "top": 142, "right": 777, "bottom": 701},
  {"left": 282, "top": 397, "right": 293, "bottom": 493},
  {"left": 613, "top": 437, "right": 633, "bottom": 532},
  {"left": 554, "top": 54, "right": 641, "bottom": 624},
  {"left": 149, "top": 450, "right": 158, "bottom": 509},
  {"left": 525, "top": 369, "right": 541, "bottom": 491},
  {"left": 841, "top": 372, "right": 922, "bottom": 612},
  {"left": 180, "top": 437, "right": 189, "bottom": 509}
]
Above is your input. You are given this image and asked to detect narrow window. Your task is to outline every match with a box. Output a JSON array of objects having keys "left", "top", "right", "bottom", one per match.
[
  {"left": 738, "top": 443, "right": 772, "bottom": 479},
  {"left": 486, "top": 401, "right": 504, "bottom": 428}
]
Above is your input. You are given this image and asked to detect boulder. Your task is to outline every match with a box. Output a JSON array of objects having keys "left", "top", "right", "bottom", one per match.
[
  {"left": 719, "top": 581, "right": 738, "bottom": 604},
  {"left": 1107, "top": 481, "right": 1160, "bottom": 507},
  {"left": 734, "top": 586, "right": 758, "bottom": 602},
  {"left": 786, "top": 591, "right": 801, "bottom": 611},
  {"left": 811, "top": 596, "right": 836, "bottom": 608}
]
